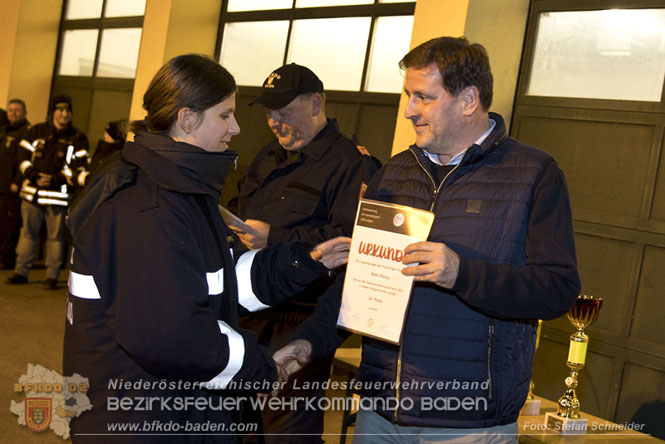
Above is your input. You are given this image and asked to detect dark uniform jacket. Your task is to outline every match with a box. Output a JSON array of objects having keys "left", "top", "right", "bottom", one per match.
[
  {"left": 297, "top": 113, "right": 581, "bottom": 429},
  {"left": 17, "top": 120, "right": 89, "bottom": 206},
  {"left": 0, "top": 118, "right": 30, "bottom": 194},
  {"left": 237, "top": 118, "right": 381, "bottom": 314},
  {"left": 64, "top": 132, "right": 330, "bottom": 442}
]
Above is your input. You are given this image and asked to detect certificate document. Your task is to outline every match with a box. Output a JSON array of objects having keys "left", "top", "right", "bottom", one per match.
[
  {"left": 218, "top": 205, "right": 253, "bottom": 233},
  {"left": 337, "top": 199, "right": 434, "bottom": 344}
]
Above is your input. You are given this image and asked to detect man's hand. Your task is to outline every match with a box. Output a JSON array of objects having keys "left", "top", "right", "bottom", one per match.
[
  {"left": 401, "top": 241, "right": 460, "bottom": 289},
  {"left": 9, "top": 183, "right": 18, "bottom": 193},
  {"left": 232, "top": 219, "right": 270, "bottom": 249},
  {"left": 310, "top": 237, "right": 351, "bottom": 269},
  {"left": 36, "top": 173, "right": 52, "bottom": 187},
  {"left": 273, "top": 339, "right": 312, "bottom": 383}
]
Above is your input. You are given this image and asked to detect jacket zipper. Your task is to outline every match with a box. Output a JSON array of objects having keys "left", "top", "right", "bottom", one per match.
[
  {"left": 409, "top": 148, "right": 465, "bottom": 211},
  {"left": 487, "top": 320, "right": 495, "bottom": 400},
  {"left": 393, "top": 149, "right": 468, "bottom": 421}
]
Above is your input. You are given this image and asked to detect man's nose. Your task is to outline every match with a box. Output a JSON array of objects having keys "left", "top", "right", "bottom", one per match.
[{"left": 404, "top": 97, "right": 418, "bottom": 120}]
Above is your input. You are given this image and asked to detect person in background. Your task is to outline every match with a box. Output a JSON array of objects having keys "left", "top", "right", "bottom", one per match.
[
  {"left": 63, "top": 54, "right": 350, "bottom": 443},
  {"left": 6, "top": 94, "right": 89, "bottom": 289},
  {"left": 276, "top": 36, "right": 581, "bottom": 444},
  {"left": 72, "top": 119, "right": 127, "bottom": 188},
  {"left": 0, "top": 99, "right": 30, "bottom": 269},
  {"left": 232, "top": 63, "right": 381, "bottom": 444}
]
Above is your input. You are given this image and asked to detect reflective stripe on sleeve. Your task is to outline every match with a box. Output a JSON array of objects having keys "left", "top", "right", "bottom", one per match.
[
  {"left": 235, "top": 249, "right": 270, "bottom": 312},
  {"left": 77, "top": 170, "right": 90, "bottom": 186},
  {"left": 206, "top": 321, "right": 245, "bottom": 389},
  {"left": 20, "top": 140, "right": 35, "bottom": 152},
  {"left": 19, "top": 160, "right": 33, "bottom": 174},
  {"left": 206, "top": 268, "right": 224, "bottom": 295},
  {"left": 68, "top": 271, "right": 102, "bottom": 299},
  {"left": 21, "top": 183, "right": 37, "bottom": 194}
]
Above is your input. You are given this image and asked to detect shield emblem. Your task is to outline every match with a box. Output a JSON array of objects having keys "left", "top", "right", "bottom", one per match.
[{"left": 25, "top": 398, "right": 52, "bottom": 432}]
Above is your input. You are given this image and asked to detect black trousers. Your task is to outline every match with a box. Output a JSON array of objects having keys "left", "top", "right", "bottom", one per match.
[
  {"left": 240, "top": 315, "right": 335, "bottom": 444},
  {"left": 0, "top": 193, "right": 21, "bottom": 268}
]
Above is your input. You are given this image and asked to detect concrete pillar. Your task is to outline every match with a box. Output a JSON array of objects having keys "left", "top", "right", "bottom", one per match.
[
  {"left": 0, "top": 0, "right": 62, "bottom": 120},
  {"left": 129, "top": 0, "right": 222, "bottom": 121},
  {"left": 390, "top": 0, "right": 530, "bottom": 156}
]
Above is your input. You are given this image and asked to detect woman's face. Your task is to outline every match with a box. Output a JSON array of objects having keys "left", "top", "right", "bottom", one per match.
[{"left": 189, "top": 93, "right": 240, "bottom": 152}]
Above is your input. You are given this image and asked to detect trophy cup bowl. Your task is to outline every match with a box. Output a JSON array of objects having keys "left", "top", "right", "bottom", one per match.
[
  {"left": 545, "top": 295, "right": 603, "bottom": 434},
  {"left": 568, "top": 295, "right": 603, "bottom": 332}
]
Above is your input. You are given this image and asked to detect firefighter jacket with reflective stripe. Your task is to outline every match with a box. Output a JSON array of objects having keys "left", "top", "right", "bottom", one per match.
[
  {"left": 0, "top": 118, "right": 30, "bottom": 194},
  {"left": 16, "top": 120, "right": 89, "bottom": 206},
  {"left": 64, "top": 131, "right": 330, "bottom": 442}
]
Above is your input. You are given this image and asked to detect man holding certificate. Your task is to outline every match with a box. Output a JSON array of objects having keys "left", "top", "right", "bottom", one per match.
[{"left": 277, "top": 37, "right": 581, "bottom": 443}]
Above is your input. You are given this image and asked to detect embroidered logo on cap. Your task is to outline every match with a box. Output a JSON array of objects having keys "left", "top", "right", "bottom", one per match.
[{"left": 264, "top": 73, "right": 280, "bottom": 89}]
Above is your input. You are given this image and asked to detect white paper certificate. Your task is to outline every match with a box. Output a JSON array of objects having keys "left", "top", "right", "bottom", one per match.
[
  {"left": 218, "top": 205, "right": 253, "bottom": 233},
  {"left": 337, "top": 199, "right": 434, "bottom": 344}
]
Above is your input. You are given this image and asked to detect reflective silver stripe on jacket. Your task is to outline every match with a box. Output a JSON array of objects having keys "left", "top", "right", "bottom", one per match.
[
  {"left": 19, "top": 140, "right": 35, "bottom": 152},
  {"left": 205, "top": 321, "right": 245, "bottom": 389},
  {"left": 77, "top": 170, "right": 90, "bottom": 186},
  {"left": 19, "top": 182, "right": 72, "bottom": 206},
  {"left": 68, "top": 271, "right": 102, "bottom": 299},
  {"left": 206, "top": 268, "right": 224, "bottom": 295},
  {"left": 19, "top": 160, "right": 32, "bottom": 174},
  {"left": 236, "top": 249, "right": 270, "bottom": 312}
]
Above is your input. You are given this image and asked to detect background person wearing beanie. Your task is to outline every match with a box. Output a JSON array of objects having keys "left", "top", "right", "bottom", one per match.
[
  {"left": 6, "top": 94, "right": 89, "bottom": 289},
  {"left": 231, "top": 63, "right": 381, "bottom": 444},
  {"left": 0, "top": 99, "right": 31, "bottom": 269},
  {"left": 73, "top": 119, "right": 127, "bottom": 189}
]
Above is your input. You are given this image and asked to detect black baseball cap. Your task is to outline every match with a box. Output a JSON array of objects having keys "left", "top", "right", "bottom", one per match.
[{"left": 250, "top": 63, "right": 324, "bottom": 110}]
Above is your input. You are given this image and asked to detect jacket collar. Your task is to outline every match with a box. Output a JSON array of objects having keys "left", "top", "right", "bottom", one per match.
[
  {"left": 123, "top": 131, "right": 237, "bottom": 197},
  {"left": 270, "top": 118, "right": 342, "bottom": 163},
  {"left": 409, "top": 112, "right": 508, "bottom": 167},
  {"left": 461, "top": 112, "right": 508, "bottom": 165},
  {"left": 48, "top": 119, "right": 77, "bottom": 137},
  {"left": 6, "top": 119, "right": 29, "bottom": 132}
]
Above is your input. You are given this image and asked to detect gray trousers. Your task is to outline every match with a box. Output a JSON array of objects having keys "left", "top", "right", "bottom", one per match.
[
  {"left": 353, "top": 408, "right": 518, "bottom": 444},
  {"left": 14, "top": 200, "right": 66, "bottom": 280}
]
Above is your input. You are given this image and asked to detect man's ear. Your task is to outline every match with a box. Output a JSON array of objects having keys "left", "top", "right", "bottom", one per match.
[
  {"left": 311, "top": 93, "right": 323, "bottom": 116},
  {"left": 461, "top": 86, "right": 480, "bottom": 117},
  {"left": 176, "top": 107, "right": 196, "bottom": 134}
]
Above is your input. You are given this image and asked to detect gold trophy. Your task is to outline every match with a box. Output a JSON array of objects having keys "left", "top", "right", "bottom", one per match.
[
  {"left": 545, "top": 294, "right": 603, "bottom": 434},
  {"left": 521, "top": 320, "right": 543, "bottom": 415}
]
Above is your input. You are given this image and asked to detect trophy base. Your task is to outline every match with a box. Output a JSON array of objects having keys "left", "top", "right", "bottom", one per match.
[
  {"left": 521, "top": 399, "right": 541, "bottom": 415},
  {"left": 545, "top": 412, "right": 588, "bottom": 434}
]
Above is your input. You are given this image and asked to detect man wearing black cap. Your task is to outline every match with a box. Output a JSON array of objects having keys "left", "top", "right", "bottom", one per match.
[
  {"left": 6, "top": 94, "right": 89, "bottom": 289},
  {"left": 231, "top": 63, "right": 381, "bottom": 442}
]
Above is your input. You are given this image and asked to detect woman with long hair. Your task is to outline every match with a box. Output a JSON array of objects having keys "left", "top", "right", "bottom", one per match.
[{"left": 63, "top": 54, "right": 349, "bottom": 443}]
